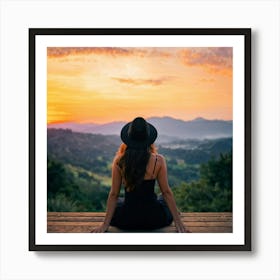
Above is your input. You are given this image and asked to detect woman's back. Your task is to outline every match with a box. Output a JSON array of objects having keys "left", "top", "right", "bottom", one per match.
[
  {"left": 124, "top": 179, "right": 157, "bottom": 207},
  {"left": 123, "top": 153, "right": 159, "bottom": 201},
  {"left": 111, "top": 153, "right": 173, "bottom": 230},
  {"left": 117, "top": 153, "right": 161, "bottom": 184},
  {"left": 91, "top": 117, "right": 188, "bottom": 233}
]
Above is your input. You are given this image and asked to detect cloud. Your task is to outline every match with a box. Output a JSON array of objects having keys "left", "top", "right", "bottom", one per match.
[
  {"left": 47, "top": 47, "right": 135, "bottom": 58},
  {"left": 47, "top": 47, "right": 173, "bottom": 59},
  {"left": 179, "top": 47, "right": 233, "bottom": 75},
  {"left": 111, "top": 77, "right": 170, "bottom": 86}
]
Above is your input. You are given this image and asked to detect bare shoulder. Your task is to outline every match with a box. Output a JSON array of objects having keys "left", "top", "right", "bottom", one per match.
[
  {"left": 153, "top": 154, "right": 168, "bottom": 179},
  {"left": 151, "top": 153, "right": 166, "bottom": 164},
  {"left": 156, "top": 153, "right": 165, "bottom": 160},
  {"left": 112, "top": 155, "right": 121, "bottom": 168}
]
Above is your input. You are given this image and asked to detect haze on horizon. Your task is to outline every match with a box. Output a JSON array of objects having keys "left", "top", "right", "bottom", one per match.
[{"left": 47, "top": 47, "right": 232, "bottom": 124}]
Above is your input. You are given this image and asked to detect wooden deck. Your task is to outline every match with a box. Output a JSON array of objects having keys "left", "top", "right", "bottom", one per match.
[{"left": 47, "top": 212, "right": 232, "bottom": 233}]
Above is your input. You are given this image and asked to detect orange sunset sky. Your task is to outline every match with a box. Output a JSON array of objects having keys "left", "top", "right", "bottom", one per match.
[{"left": 47, "top": 47, "right": 232, "bottom": 124}]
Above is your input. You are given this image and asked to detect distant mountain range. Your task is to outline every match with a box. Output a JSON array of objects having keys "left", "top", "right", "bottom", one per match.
[{"left": 47, "top": 116, "right": 232, "bottom": 141}]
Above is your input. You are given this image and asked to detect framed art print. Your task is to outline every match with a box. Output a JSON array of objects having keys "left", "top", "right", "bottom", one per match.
[{"left": 29, "top": 28, "right": 251, "bottom": 251}]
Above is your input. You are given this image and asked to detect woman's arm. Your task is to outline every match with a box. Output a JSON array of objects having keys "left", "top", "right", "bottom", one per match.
[
  {"left": 157, "top": 155, "right": 190, "bottom": 233},
  {"left": 91, "top": 159, "right": 122, "bottom": 233}
]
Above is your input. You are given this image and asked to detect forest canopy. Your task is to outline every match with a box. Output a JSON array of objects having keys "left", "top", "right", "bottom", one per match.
[{"left": 47, "top": 129, "right": 232, "bottom": 212}]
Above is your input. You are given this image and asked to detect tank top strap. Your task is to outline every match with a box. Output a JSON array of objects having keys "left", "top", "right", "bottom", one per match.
[{"left": 152, "top": 155, "right": 158, "bottom": 175}]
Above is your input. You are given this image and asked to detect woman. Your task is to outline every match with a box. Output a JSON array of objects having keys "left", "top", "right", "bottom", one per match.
[{"left": 92, "top": 117, "right": 189, "bottom": 233}]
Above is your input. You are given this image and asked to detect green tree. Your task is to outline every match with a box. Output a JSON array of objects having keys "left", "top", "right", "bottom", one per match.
[
  {"left": 173, "top": 151, "right": 232, "bottom": 212},
  {"left": 47, "top": 158, "right": 68, "bottom": 196},
  {"left": 47, "top": 193, "right": 80, "bottom": 212},
  {"left": 200, "top": 152, "right": 232, "bottom": 191},
  {"left": 47, "top": 158, "right": 110, "bottom": 212}
]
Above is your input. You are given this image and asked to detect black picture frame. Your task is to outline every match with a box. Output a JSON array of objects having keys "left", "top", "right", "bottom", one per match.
[{"left": 29, "top": 28, "right": 251, "bottom": 251}]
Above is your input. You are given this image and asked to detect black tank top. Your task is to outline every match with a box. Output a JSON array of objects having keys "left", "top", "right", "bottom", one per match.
[
  {"left": 124, "top": 155, "right": 158, "bottom": 205},
  {"left": 110, "top": 155, "right": 173, "bottom": 230}
]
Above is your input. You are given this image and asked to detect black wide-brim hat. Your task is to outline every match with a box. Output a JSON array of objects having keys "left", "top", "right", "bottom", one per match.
[{"left": 120, "top": 117, "right": 157, "bottom": 150}]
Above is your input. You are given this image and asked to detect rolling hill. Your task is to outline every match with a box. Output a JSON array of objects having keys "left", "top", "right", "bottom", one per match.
[{"left": 48, "top": 116, "right": 232, "bottom": 140}]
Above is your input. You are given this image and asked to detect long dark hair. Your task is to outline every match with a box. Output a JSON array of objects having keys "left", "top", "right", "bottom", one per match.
[{"left": 116, "top": 144, "right": 157, "bottom": 192}]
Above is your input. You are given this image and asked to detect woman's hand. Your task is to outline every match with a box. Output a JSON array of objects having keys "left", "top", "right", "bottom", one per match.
[
  {"left": 174, "top": 220, "right": 191, "bottom": 233},
  {"left": 91, "top": 223, "right": 109, "bottom": 233}
]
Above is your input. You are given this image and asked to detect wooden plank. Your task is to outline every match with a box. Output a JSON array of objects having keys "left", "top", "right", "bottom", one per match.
[
  {"left": 180, "top": 212, "right": 232, "bottom": 216},
  {"left": 46, "top": 212, "right": 233, "bottom": 233},
  {"left": 47, "top": 216, "right": 105, "bottom": 222},
  {"left": 47, "top": 225, "right": 232, "bottom": 233},
  {"left": 47, "top": 212, "right": 106, "bottom": 217},
  {"left": 107, "top": 226, "right": 232, "bottom": 233},
  {"left": 47, "top": 221, "right": 232, "bottom": 227},
  {"left": 47, "top": 212, "right": 232, "bottom": 217},
  {"left": 47, "top": 216, "right": 232, "bottom": 223}
]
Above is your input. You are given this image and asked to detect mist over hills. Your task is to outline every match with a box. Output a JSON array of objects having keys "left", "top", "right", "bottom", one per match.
[
  {"left": 48, "top": 116, "right": 232, "bottom": 141},
  {"left": 47, "top": 128, "right": 232, "bottom": 180}
]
